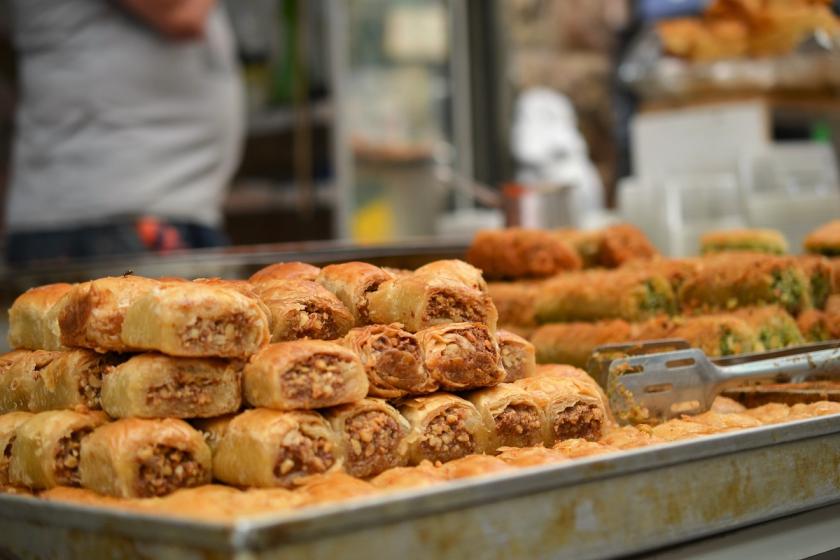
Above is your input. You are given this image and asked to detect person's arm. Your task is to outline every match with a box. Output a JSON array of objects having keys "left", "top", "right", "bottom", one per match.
[{"left": 117, "top": 0, "right": 215, "bottom": 39}]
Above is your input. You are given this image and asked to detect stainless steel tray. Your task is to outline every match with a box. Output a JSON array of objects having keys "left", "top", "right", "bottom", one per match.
[{"left": 2, "top": 415, "right": 840, "bottom": 559}]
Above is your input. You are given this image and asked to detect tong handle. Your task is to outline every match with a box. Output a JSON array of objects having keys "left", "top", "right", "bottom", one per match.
[{"left": 715, "top": 347, "right": 840, "bottom": 391}]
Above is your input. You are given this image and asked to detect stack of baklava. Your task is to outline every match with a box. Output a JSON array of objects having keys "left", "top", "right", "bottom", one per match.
[
  {"left": 0, "top": 258, "right": 615, "bottom": 504},
  {"left": 476, "top": 223, "right": 840, "bottom": 368}
]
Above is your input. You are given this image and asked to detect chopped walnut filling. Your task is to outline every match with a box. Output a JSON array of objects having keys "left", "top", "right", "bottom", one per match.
[
  {"left": 358, "top": 280, "right": 386, "bottom": 323},
  {"left": 344, "top": 411, "right": 402, "bottom": 478},
  {"left": 419, "top": 406, "right": 475, "bottom": 462},
  {"left": 292, "top": 303, "right": 342, "bottom": 339},
  {"left": 369, "top": 331, "right": 424, "bottom": 390},
  {"left": 136, "top": 445, "right": 206, "bottom": 497},
  {"left": 0, "top": 437, "right": 14, "bottom": 483},
  {"left": 434, "top": 328, "right": 499, "bottom": 386},
  {"left": 553, "top": 404, "right": 604, "bottom": 442},
  {"left": 494, "top": 404, "right": 543, "bottom": 447},
  {"left": 146, "top": 374, "right": 220, "bottom": 408},
  {"left": 424, "top": 290, "right": 487, "bottom": 324},
  {"left": 281, "top": 354, "right": 350, "bottom": 403},
  {"left": 180, "top": 313, "right": 249, "bottom": 352},
  {"left": 54, "top": 428, "right": 92, "bottom": 486},
  {"left": 274, "top": 431, "right": 335, "bottom": 484}
]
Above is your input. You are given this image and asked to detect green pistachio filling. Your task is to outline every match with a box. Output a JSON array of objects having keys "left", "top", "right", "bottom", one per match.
[
  {"left": 702, "top": 242, "right": 785, "bottom": 255},
  {"left": 770, "top": 269, "right": 808, "bottom": 314},
  {"left": 811, "top": 273, "right": 830, "bottom": 310},
  {"left": 639, "top": 280, "right": 676, "bottom": 317}
]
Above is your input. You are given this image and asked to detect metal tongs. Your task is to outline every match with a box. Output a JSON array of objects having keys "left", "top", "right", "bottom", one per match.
[{"left": 586, "top": 340, "right": 840, "bottom": 424}]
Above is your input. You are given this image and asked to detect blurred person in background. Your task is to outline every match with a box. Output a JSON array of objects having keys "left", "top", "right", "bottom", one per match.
[{"left": 4, "top": 0, "right": 244, "bottom": 266}]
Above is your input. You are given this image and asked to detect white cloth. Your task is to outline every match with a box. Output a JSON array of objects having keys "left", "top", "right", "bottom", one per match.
[{"left": 6, "top": 0, "right": 244, "bottom": 231}]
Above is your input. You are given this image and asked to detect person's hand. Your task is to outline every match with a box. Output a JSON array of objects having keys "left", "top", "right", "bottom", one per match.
[{"left": 118, "top": 0, "right": 216, "bottom": 40}]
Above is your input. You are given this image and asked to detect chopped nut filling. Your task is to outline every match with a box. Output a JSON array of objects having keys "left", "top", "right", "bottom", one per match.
[
  {"left": 180, "top": 313, "right": 249, "bottom": 352},
  {"left": 292, "top": 303, "right": 343, "bottom": 339},
  {"left": 281, "top": 354, "right": 350, "bottom": 403},
  {"left": 434, "top": 328, "right": 499, "bottom": 386},
  {"left": 424, "top": 290, "right": 487, "bottom": 324},
  {"left": 0, "top": 437, "right": 14, "bottom": 483},
  {"left": 136, "top": 445, "right": 206, "bottom": 497},
  {"left": 54, "top": 428, "right": 92, "bottom": 486},
  {"left": 419, "top": 406, "right": 475, "bottom": 462},
  {"left": 344, "top": 411, "right": 403, "bottom": 478},
  {"left": 494, "top": 404, "right": 543, "bottom": 447},
  {"left": 273, "top": 431, "right": 335, "bottom": 484},
  {"left": 368, "top": 331, "right": 424, "bottom": 390},
  {"left": 146, "top": 373, "right": 221, "bottom": 408},
  {"left": 553, "top": 404, "right": 604, "bottom": 442}
]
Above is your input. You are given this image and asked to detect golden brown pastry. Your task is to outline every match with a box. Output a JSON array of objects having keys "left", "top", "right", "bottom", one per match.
[
  {"left": 243, "top": 340, "right": 368, "bottom": 411},
  {"left": 804, "top": 220, "right": 840, "bottom": 257},
  {"left": 531, "top": 320, "right": 633, "bottom": 368},
  {"left": 416, "top": 322, "right": 505, "bottom": 391},
  {"left": 9, "top": 409, "right": 109, "bottom": 489},
  {"left": 598, "top": 425, "right": 662, "bottom": 450},
  {"left": 633, "top": 315, "right": 758, "bottom": 357},
  {"left": 39, "top": 486, "right": 144, "bottom": 511},
  {"left": 341, "top": 324, "right": 436, "bottom": 399},
  {"left": 190, "top": 414, "right": 235, "bottom": 453},
  {"left": 514, "top": 374, "right": 607, "bottom": 444},
  {"left": 593, "top": 224, "right": 659, "bottom": 268},
  {"left": 212, "top": 409, "right": 341, "bottom": 488},
  {"left": 249, "top": 262, "right": 321, "bottom": 284},
  {"left": 254, "top": 279, "right": 355, "bottom": 342},
  {"left": 293, "top": 472, "right": 377, "bottom": 507},
  {"left": 0, "top": 412, "right": 33, "bottom": 485},
  {"left": 101, "top": 354, "right": 242, "bottom": 419},
  {"left": 323, "top": 398, "right": 410, "bottom": 478},
  {"left": 399, "top": 393, "right": 486, "bottom": 465},
  {"left": 650, "top": 419, "right": 719, "bottom": 442},
  {"left": 791, "top": 400, "right": 840, "bottom": 418},
  {"left": 79, "top": 418, "right": 211, "bottom": 498},
  {"left": 466, "top": 384, "right": 545, "bottom": 452},
  {"left": 56, "top": 275, "right": 160, "bottom": 353},
  {"left": 120, "top": 282, "right": 271, "bottom": 359},
  {"left": 414, "top": 260, "right": 488, "bottom": 292},
  {"left": 552, "top": 439, "right": 616, "bottom": 459},
  {"left": 146, "top": 485, "right": 253, "bottom": 522},
  {"left": 370, "top": 462, "right": 447, "bottom": 490},
  {"left": 226, "top": 487, "right": 302, "bottom": 520},
  {"left": 436, "top": 454, "right": 512, "bottom": 479},
  {"left": 367, "top": 272, "right": 498, "bottom": 333},
  {"left": 466, "top": 228, "right": 582, "bottom": 279},
  {"left": 8, "top": 283, "right": 74, "bottom": 351},
  {"left": 743, "top": 403, "right": 795, "bottom": 424},
  {"left": 29, "top": 350, "right": 121, "bottom": 412},
  {"left": 0, "top": 350, "right": 63, "bottom": 413},
  {"left": 681, "top": 411, "right": 762, "bottom": 431},
  {"left": 487, "top": 282, "right": 539, "bottom": 329},
  {"left": 317, "top": 262, "right": 394, "bottom": 324},
  {"left": 711, "top": 396, "right": 746, "bottom": 414},
  {"left": 495, "top": 446, "right": 569, "bottom": 467},
  {"left": 496, "top": 330, "right": 536, "bottom": 382}
]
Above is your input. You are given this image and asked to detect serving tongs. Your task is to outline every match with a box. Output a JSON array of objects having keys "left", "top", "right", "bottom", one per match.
[{"left": 586, "top": 340, "right": 840, "bottom": 424}]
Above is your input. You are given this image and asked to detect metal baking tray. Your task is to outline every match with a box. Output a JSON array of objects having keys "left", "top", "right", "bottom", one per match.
[{"left": 2, "top": 414, "right": 840, "bottom": 559}]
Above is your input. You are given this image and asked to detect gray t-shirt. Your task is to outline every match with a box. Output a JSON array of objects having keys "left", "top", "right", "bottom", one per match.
[{"left": 6, "top": 0, "right": 244, "bottom": 231}]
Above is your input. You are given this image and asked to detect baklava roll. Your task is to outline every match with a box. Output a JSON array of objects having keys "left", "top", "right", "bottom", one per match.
[
  {"left": 414, "top": 260, "right": 488, "bottom": 292},
  {"left": 681, "top": 411, "right": 762, "bottom": 431},
  {"left": 743, "top": 403, "right": 794, "bottom": 424},
  {"left": 598, "top": 425, "right": 662, "bottom": 450},
  {"left": 8, "top": 283, "right": 73, "bottom": 351},
  {"left": 796, "top": 308, "right": 839, "bottom": 342},
  {"left": 101, "top": 354, "right": 242, "bottom": 419},
  {"left": 797, "top": 255, "right": 834, "bottom": 309},
  {"left": 466, "top": 228, "right": 582, "bottom": 279},
  {"left": 249, "top": 262, "right": 321, "bottom": 284},
  {"left": 316, "top": 262, "right": 393, "bottom": 324},
  {"left": 341, "top": 324, "right": 436, "bottom": 399},
  {"left": 495, "top": 446, "right": 569, "bottom": 467},
  {"left": 466, "top": 383, "right": 545, "bottom": 451},
  {"left": 700, "top": 228, "right": 788, "bottom": 256},
  {"left": 626, "top": 257, "right": 704, "bottom": 294},
  {"left": 514, "top": 375, "right": 607, "bottom": 444},
  {"left": 57, "top": 275, "right": 160, "bottom": 353},
  {"left": 9, "top": 410, "right": 108, "bottom": 489},
  {"left": 416, "top": 322, "right": 505, "bottom": 391},
  {"left": 243, "top": 340, "right": 368, "bottom": 410},
  {"left": 650, "top": 419, "right": 719, "bottom": 442},
  {"left": 487, "top": 282, "right": 539, "bottom": 330},
  {"left": 633, "top": 315, "right": 758, "bottom": 357},
  {"left": 437, "top": 455, "right": 512, "bottom": 480},
  {"left": 552, "top": 439, "right": 615, "bottom": 459},
  {"left": 367, "top": 272, "right": 499, "bottom": 333},
  {"left": 531, "top": 320, "right": 633, "bottom": 368},
  {"left": 294, "top": 472, "right": 377, "bottom": 507},
  {"left": 254, "top": 279, "right": 354, "bottom": 342},
  {"left": 323, "top": 398, "right": 410, "bottom": 478},
  {"left": 678, "top": 253, "right": 811, "bottom": 315},
  {"left": 79, "top": 418, "right": 212, "bottom": 498},
  {"left": 497, "top": 330, "right": 536, "bottom": 382},
  {"left": 212, "top": 408, "right": 341, "bottom": 488},
  {"left": 804, "top": 220, "right": 840, "bottom": 257},
  {"left": 29, "top": 350, "right": 120, "bottom": 412},
  {"left": 535, "top": 269, "right": 676, "bottom": 323},
  {"left": 0, "top": 412, "right": 33, "bottom": 485},
  {"left": 731, "top": 306, "right": 804, "bottom": 350},
  {"left": 370, "top": 462, "right": 447, "bottom": 490},
  {"left": 0, "top": 350, "right": 62, "bottom": 413},
  {"left": 711, "top": 396, "right": 746, "bottom": 414},
  {"left": 399, "top": 393, "right": 486, "bottom": 465},
  {"left": 532, "top": 364, "right": 616, "bottom": 427},
  {"left": 120, "top": 282, "right": 271, "bottom": 359},
  {"left": 591, "top": 224, "right": 659, "bottom": 267}
]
